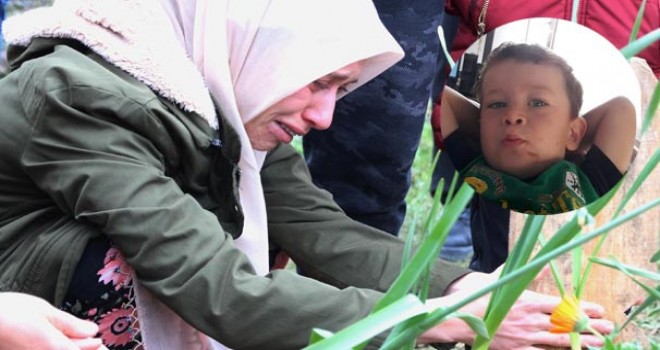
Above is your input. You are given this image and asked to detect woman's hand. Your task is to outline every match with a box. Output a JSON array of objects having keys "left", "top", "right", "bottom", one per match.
[
  {"left": 419, "top": 270, "right": 613, "bottom": 349},
  {"left": 0, "top": 292, "right": 106, "bottom": 350}
]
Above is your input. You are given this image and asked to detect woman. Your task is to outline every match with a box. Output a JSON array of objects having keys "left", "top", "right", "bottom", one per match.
[{"left": 0, "top": 0, "right": 611, "bottom": 349}]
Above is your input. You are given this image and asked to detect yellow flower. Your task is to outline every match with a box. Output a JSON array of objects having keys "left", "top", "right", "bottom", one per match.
[{"left": 549, "top": 294, "right": 589, "bottom": 333}]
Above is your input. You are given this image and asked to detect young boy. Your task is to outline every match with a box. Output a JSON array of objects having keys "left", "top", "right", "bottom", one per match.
[{"left": 441, "top": 42, "right": 636, "bottom": 214}]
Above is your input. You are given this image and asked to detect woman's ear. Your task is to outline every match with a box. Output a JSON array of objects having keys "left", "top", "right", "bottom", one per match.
[{"left": 566, "top": 117, "right": 587, "bottom": 151}]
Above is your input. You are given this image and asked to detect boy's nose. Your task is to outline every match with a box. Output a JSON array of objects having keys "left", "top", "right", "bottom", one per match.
[
  {"left": 302, "top": 91, "right": 336, "bottom": 130},
  {"left": 503, "top": 109, "right": 525, "bottom": 125}
]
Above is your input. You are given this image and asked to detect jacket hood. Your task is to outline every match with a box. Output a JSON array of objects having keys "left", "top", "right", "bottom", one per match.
[{"left": 4, "top": 1, "right": 218, "bottom": 129}]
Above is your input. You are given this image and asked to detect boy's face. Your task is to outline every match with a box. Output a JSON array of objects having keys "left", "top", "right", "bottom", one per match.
[{"left": 479, "top": 59, "right": 583, "bottom": 179}]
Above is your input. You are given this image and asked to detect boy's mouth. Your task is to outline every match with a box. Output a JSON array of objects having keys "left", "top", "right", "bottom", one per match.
[{"left": 502, "top": 134, "right": 525, "bottom": 146}]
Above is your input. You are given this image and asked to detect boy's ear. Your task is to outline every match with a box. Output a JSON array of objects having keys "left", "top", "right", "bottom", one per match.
[{"left": 566, "top": 117, "right": 587, "bottom": 151}]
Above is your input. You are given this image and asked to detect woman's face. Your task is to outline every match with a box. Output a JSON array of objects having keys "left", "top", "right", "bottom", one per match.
[{"left": 244, "top": 61, "right": 365, "bottom": 151}]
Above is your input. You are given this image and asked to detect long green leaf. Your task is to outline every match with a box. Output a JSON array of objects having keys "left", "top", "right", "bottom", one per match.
[
  {"left": 364, "top": 211, "right": 421, "bottom": 350},
  {"left": 472, "top": 192, "right": 656, "bottom": 349},
  {"left": 308, "top": 329, "right": 334, "bottom": 345},
  {"left": 414, "top": 162, "right": 453, "bottom": 303},
  {"left": 303, "top": 295, "right": 426, "bottom": 350},
  {"left": 589, "top": 256, "right": 660, "bottom": 334},
  {"left": 619, "top": 286, "right": 660, "bottom": 331},
  {"left": 641, "top": 82, "right": 660, "bottom": 135},
  {"left": 572, "top": 209, "right": 595, "bottom": 297},
  {"left": 401, "top": 213, "right": 418, "bottom": 269},
  {"left": 475, "top": 190, "right": 617, "bottom": 348},
  {"left": 620, "top": 28, "right": 660, "bottom": 59},
  {"left": 437, "top": 26, "right": 455, "bottom": 70},
  {"left": 382, "top": 308, "right": 491, "bottom": 350},
  {"left": 421, "top": 151, "right": 444, "bottom": 236},
  {"left": 578, "top": 148, "right": 659, "bottom": 295},
  {"left": 539, "top": 234, "right": 567, "bottom": 296},
  {"left": 481, "top": 214, "right": 545, "bottom": 326},
  {"left": 453, "top": 311, "right": 490, "bottom": 339},
  {"left": 445, "top": 170, "right": 460, "bottom": 205},
  {"left": 506, "top": 215, "right": 546, "bottom": 271},
  {"left": 589, "top": 256, "right": 660, "bottom": 281},
  {"left": 571, "top": 0, "right": 580, "bottom": 22},
  {"left": 652, "top": 249, "right": 660, "bottom": 263},
  {"left": 384, "top": 314, "right": 425, "bottom": 350},
  {"left": 628, "top": 0, "right": 648, "bottom": 44},
  {"left": 416, "top": 265, "right": 432, "bottom": 301},
  {"left": 380, "top": 308, "right": 491, "bottom": 350},
  {"left": 610, "top": 259, "right": 660, "bottom": 300},
  {"left": 371, "top": 184, "right": 474, "bottom": 313},
  {"left": 614, "top": 148, "right": 659, "bottom": 218},
  {"left": 385, "top": 163, "right": 460, "bottom": 349},
  {"left": 573, "top": 250, "right": 584, "bottom": 297}
]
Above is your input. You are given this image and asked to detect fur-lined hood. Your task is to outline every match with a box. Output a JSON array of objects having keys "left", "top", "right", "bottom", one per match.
[{"left": 4, "top": 0, "right": 218, "bottom": 129}]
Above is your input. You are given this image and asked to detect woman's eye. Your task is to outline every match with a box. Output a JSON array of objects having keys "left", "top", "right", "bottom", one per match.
[
  {"left": 312, "top": 80, "right": 329, "bottom": 91},
  {"left": 338, "top": 85, "right": 349, "bottom": 94},
  {"left": 529, "top": 99, "right": 548, "bottom": 107},
  {"left": 486, "top": 101, "right": 506, "bottom": 109}
]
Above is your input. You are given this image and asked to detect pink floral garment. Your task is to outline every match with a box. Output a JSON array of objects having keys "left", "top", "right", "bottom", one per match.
[{"left": 61, "top": 241, "right": 143, "bottom": 350}]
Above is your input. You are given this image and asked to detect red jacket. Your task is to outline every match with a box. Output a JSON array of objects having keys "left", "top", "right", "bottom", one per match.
[{"left": 432, "top": 0, "right": 660, "bottom": 149}]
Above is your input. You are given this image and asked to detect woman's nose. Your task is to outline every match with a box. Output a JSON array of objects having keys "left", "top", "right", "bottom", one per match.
[{"left": 302, "top": 91, "right": 336, "bottom": 130}]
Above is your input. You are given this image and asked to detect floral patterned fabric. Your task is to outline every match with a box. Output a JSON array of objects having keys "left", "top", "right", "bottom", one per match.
[{"left": 61, "top": 237, "right": 142, "bottom": 349}]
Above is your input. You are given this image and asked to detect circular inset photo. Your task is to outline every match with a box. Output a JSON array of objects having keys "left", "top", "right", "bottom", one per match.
[{"left": 440, "top": 17, "right": 640, "bottom": 215}]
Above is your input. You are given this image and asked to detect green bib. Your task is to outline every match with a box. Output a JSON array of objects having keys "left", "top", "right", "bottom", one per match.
[{"left": 462, "top": 157, "right": 599, "bottom": 215}]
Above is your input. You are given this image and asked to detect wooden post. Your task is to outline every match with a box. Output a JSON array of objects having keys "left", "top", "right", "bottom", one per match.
[{"left": 509, "top": 59, "right": 659, "bottom": 348}]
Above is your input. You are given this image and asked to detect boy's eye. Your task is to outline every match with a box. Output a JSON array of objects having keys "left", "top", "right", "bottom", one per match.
[
  {"left": 486, "top": 101, "right": 506, "bottom": 109},
  {"left": 529, "top": 99, "right": 548, "bottom": 107}
]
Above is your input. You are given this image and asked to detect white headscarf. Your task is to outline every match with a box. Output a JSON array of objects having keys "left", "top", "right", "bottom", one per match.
[
  {"left": 156, "top": 0, "right": 404, "bottom": 275},
  {"left": 4, "top": 0, "right": 403, "bottom": 348}
]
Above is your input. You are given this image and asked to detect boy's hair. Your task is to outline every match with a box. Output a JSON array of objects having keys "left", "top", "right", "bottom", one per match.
[{"left": 474, "top": 42, "right": 583, "bottom": 118}]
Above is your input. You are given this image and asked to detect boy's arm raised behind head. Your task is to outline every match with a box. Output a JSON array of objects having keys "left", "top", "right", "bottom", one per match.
[
  {"left": 581, "top": 96, "right": 637, "bottom": 173},
  {"left": 440, "top": 85, "right": 481, "bottom": 141}
]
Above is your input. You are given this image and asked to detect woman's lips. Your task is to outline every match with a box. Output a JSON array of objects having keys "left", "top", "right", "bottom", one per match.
[
  {"left": 279, "top": 122, "right": 301, "bottom": 138},
  {"left": 270, "top": 121, "right": 305, "bottom": 144}
]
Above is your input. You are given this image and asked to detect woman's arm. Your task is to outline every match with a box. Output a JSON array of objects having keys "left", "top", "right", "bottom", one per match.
[{"left": 262, "top": 143, "right": 470, "bottom": 295}]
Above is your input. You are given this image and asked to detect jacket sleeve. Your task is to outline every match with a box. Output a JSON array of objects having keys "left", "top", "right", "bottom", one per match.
[
  {"left": 262, "top": 144, "right": 470, "bottom": 296},
  {"left": 20, "top": 82, "right": 394, "bottom": 349}
]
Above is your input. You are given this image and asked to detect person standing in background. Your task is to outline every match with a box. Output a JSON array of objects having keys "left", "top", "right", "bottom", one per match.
[
  {"left": 302, "top": 1, "right": 475, "bottom": 264},
  {"left": 303, "top": 0, "right": 449, "bottom": 236},
  {"left": 1, "top": 0, "right": 10, "bottom": 75},
  {"left": 1, "top": 0, "right": 6, "bottom": 53}
]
